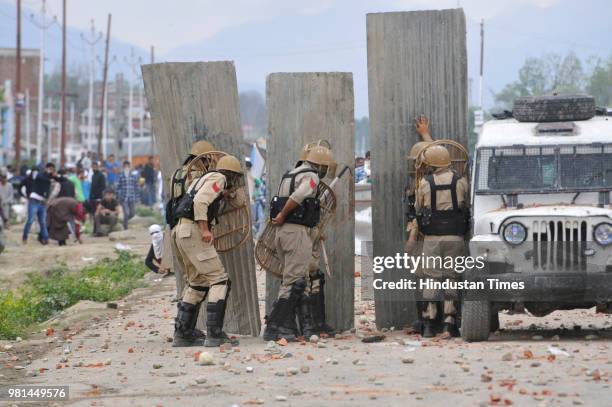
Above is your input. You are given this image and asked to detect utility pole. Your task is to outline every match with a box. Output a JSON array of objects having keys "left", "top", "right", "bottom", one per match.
[
  {"left": 150, "top": 45, "right": 155, "bottom": 64},
  {"left": 97, "top": 14, "right": 112, "bottom": 158},
  {"left": 30, "top": 0, "right": 57, "bottom": 165},
  {"left": 25, "top": 89, "right": 30, "bottom": 159},
  {"left": 46, "top": 97, "right": 52, "bottom": 161},
  {"left": 124, "top": 48, "right": 142, "bottom": 162},
  {"left": 81, "top": 19, "right": 102, "bottom": 154},
  {"left": 97, "top": 55, "right": 116, "bottom": 159},
  {"left": 479, "top": 19, "right": 484, "bottom": 109},
  {"left": 60, "top": 0, "right": 67, "bottom": 166},
  {"left": 15, "top": 0, "right": 22, "bottom": 168},
  {"left": 69, "top": 101, "right": 75, "bottom": 145}
]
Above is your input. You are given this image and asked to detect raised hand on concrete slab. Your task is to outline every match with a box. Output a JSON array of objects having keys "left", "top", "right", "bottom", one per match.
[{"left": 415, "top": 114, "right": 433, "bottom": 141}]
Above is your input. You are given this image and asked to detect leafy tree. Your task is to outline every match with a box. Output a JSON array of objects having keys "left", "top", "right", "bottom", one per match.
[
  {"left": 495, "top": 52, "right": 585, "bottom": 109},
  {"left": 586, "top": 57, "right": 612, "bottom": 107}
]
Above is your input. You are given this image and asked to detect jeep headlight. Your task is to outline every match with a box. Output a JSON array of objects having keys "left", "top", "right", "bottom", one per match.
[
  {"left": 593, "top": 222, "right": 612, "bottom": 246},
  {"left": 503, "top": 222, "right": 527, "bottom": 245}
]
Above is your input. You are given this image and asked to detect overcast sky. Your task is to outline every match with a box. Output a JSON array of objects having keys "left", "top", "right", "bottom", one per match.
[
  {"left": 4, "top": 0, "right": 561, "bottom": 54},
  {"left": 1, "top": 0, "right": 609, "bottom": 116}
]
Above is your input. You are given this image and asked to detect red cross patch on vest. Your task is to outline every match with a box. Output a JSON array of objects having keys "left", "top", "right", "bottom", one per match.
[{"left": 212, "top": 182, "right": 220, "bottom": 193}]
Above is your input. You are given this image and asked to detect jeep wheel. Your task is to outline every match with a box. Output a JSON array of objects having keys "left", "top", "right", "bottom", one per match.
[
  {"left": 513, "top": 94, "right": 595, "bottom": 122},
  {"left": 461, "top": 300, "right": 491, "bottom": 342}
]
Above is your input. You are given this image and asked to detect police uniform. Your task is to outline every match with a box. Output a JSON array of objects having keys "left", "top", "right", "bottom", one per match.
[
  {"left": 264, "top": 162, "right": 321, "bottom": 341},
  {"left": 416, "top": 166, "right": 469, "bottom": 335},
  {"left": 172, "top": 168, "right": 238, "bottom": 347}
]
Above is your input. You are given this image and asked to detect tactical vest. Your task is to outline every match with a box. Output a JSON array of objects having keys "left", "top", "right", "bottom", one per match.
[
  {"left": 270, "top": 169, "right": 321, "bottom": 228},
  {"left": 175, "top": 171, "right": 224, "bottom": 225},
  {"left": 417, "top": 171, "right": 469, "bottom": 236},
  {"left": 165, "top": 167, "right": 188, "bottom": 228}
]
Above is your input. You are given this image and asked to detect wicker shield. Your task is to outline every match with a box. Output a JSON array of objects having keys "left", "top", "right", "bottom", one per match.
[
  {"left": 415, "top": 139, "right": 469, "bottom": 194},
  {"left": 185, "top": 150, "right": 251, "bottom": 253},
  {"left": 255, "top": 181, "right": 337, "bottom": 277}
]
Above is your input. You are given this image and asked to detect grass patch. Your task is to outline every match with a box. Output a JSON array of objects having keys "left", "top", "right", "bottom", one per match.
[
  {"left": 0, "top": 250, "right": 147, "bottom": 340},
  {"left": 135, "top": 205, "right": 164, "bottom": 226}
]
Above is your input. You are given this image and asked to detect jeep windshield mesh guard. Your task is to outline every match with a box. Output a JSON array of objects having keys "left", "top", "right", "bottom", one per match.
[{"left": 475, "top": 143, "right": 612, "bottom": 193}]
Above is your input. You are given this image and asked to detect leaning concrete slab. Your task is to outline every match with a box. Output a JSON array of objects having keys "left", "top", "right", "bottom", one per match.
[
  {"left": 266, "top": 72, "right": 355, "bottom": 332},
  {"left": 366, "top": 9, "right": 468, "bottom": 329},
  {"left": 142, "top": 61, "right": 261, "bottom": 336}
]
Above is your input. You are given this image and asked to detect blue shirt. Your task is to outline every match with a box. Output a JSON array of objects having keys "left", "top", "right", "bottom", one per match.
[{"left": 105, "top": 162, "right": 120, "bottom": 185}]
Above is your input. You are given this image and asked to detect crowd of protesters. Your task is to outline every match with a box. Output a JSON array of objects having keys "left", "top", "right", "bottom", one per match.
[{"left": 0, "top": 152, "right": 161, "bottom": 247}]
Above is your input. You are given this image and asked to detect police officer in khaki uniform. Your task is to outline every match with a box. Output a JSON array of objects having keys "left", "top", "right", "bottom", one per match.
[
  {"left": 416, "top": 144, "right": 469, "bottom": 338},
  {"left": 166, "top": 140, "right": 215, "bottom": 341},
  {"left": 172, "top": 155, "right": 244, "bottom": 347},
  {"left": 263, "top": 146, "right": 334, "bottom": 342},
  {"left": 296, "top": 143, "right": 336, "bottom": 336}
]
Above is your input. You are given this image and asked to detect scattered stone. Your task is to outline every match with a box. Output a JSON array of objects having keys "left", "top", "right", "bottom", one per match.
[
  {"left": 317, "top": 343, "right": 327, "bottom": 349},
  {"left": 286, "top": 367, "right": 299, "bottom": 376},
  {"left": 530, "top": 362, "right": 541, "bottom": 368},
  {"left": 402, "top": 358, "right": 414, "bottom": 364},
  {"left": 152, "top": 364, "right": 163, "bottom": 369},
  {"left": 481, "top": 374, "right": 492, "bottom": 383},
  {"left": 502, "top": 352, "right": 513, "bottom": 361},
  {"left": 107, "top": 302, "right": 118, "bottom": 309},
  {"left": 361, "top": 335, "right": 385, "bottom": 343},
  {"left": 551, "top": 335, "right": 560, "bottom": 341},
  {"left": 198, "top": 352, "right": 215, "bottom": 366},
  {"left": 532, "top": 335, "right": 544, "bottom": 341},
  {"left": 15, "top": 337, "right": 22, "bottom": 342},
  {"left": 275, "top": 395, "right": 287, "bottom": 402},
  {"left": 195, "top": 376, "right": 207, "bottom": 384},
  {"left": 14, "top": 365, "right": 25, "bottom": 370},
  {"left": 104, "top": 359, "right": 112, "bottom": 366},
  {"left": 585, "top": 334, "right": 598, "bottom": 340},
  {"left": 300, "top": 366, "right": 310, "bottom": 374},
  {"left": 246, "top": 366, "right": 254, "bottom": 373}
]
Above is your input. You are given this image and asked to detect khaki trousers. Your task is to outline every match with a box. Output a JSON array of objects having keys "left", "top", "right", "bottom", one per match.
[
  {"left": 173, "top": 220, "right": 228, "bottom": 304},
  {"left": 275, "top": 223, "right": 312, "bottom": 299}
]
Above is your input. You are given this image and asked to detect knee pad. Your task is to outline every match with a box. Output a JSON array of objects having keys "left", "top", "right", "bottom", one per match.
[{"left": 209, "top": 280, "right": 231, "bottom": 303}]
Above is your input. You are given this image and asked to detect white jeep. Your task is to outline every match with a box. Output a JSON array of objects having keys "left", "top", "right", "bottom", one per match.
[{"left": 461, "top": 95, "right": 612, "bottom": 341}]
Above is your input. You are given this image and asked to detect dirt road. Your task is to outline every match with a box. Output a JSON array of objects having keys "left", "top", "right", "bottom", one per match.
[
  {"left": 1, "top": 218, "right": 611, "bottom": 406},
  {"left": 2, "top": 276, "right": 610, "bottom": 406}
]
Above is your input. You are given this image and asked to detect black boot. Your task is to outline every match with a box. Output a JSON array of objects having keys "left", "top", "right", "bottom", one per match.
[
  {"left": 172, "top": 301, "right": 206, "bottom": 347},
  {"left": 310, "top": 271, "right": 335, "bottom": 336},
  {"left": 204, "top": 282, "right": 239, "bottom": 347},
  {"left": 297, "top": 294, "right": 317, "bottom": 339},
  {"left": 442, "top": 318, "right": 459, "bottom": 338},
  {"left": 263, "top": 298, "right": 298, "bottom": 342},
  {"left": 422, "top": 319, "right": 435, "bottom": 338},
  {"left": 187, "top": 301, "right": 206, "bottom": 339},
  {"left": 263, "top": 279, "right": 306, "bottom": 341}
]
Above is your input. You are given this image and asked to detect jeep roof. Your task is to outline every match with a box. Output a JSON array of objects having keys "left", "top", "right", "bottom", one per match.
[{"left": 477, "top": 116, "right": 612, "bottom": 149}]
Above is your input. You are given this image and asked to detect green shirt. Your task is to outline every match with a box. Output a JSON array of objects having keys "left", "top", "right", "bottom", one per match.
[{"left": 68, "top": 174, "right": 85, "bottom": 202}]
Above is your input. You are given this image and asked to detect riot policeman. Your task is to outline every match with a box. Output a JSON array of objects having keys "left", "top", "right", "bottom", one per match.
[
  {"left": 416, "top": 144, "right": 469, "bottom": 338},
  {"left": 263, "top": 146, "right": 334, "bottom": 341},
  {"left": 297, "top": 142, "right": 336, "bottom": 336},
  {"left": 167, "top": 140, "right": 215, "bottom": 341},
  {"left": 172, "top": 154, "right": 244, "bottom": 347}
]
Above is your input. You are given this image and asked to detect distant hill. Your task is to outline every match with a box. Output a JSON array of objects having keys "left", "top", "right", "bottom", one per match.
[{"left": 1, "top": 0, "right": 610, "bottom": 116}]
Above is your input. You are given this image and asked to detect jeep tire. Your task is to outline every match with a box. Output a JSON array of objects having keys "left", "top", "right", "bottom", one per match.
[
  {"left": 461, "top": 300, "right": 491, "bottom": 342},
  {"left": 513, "top": 94, "right": 595, "bottom": 122}
]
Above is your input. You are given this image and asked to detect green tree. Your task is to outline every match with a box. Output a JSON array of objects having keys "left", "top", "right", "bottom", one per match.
[
  {"left": 495, "top": 52, "right": 585, "bottom": 109},
  {"left": 586, "top": 57, "right": 612, "bottom": 107}
]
